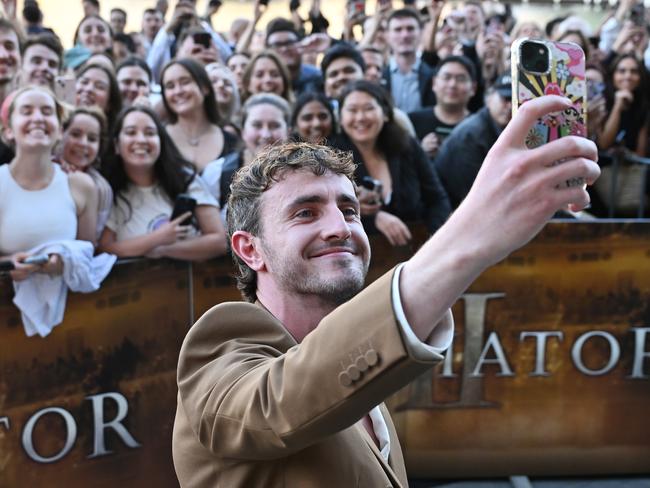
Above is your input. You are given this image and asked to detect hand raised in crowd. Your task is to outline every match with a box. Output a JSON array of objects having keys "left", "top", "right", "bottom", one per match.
[
  {"left": 297, "top": 33, "right": 332, "bottom": 55},
  {"left": 421, "top": 132, "right": 440, "bottom": 158},
  {"left": 0, "top": 0, "right": 16, "bottom": 19},
  {"left": 203, "top": 0, "right": 222, "bottom": 19},
  {"left": 253, "top": 0, "right": 267, "bottom": 23},
  {"left": 9, "top": 253, "right": 63, "bottom": 282},
  {"left": 612, "top": 22, "right": 647, "bottom": 57},
  {"left": 427, "top": 0, "right": 446, "bottom": 20},
  {"left": 613, "top": 89, "right": 634, "bottom": 111},
  {"left": 167, "top": 0, "right": 197, "bottom": 34},
  {"left": 375, "top": 211, "right": 412, "bottom": 247}
]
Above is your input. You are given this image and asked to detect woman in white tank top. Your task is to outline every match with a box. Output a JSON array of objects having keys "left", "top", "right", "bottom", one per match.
[{"left": 0, "top": 86, "right": 99, "bottom": 281}]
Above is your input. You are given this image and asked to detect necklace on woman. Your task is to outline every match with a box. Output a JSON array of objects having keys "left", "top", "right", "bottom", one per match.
[{"left": 180, "top": 125, "right": 210, "bottom": 147}]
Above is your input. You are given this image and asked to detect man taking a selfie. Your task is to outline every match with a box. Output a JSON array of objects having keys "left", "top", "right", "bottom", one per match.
[{"left": 172, "top": 96, "right": 600, "bottom": 486}]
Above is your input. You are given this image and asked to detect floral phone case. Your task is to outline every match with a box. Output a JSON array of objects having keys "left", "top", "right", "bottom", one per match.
[{"left": 511, "top": 38, "right": 587, "bottom": 149}]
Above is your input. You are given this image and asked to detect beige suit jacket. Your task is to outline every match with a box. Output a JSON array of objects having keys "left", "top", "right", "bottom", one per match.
[{"left": 172, "top": 269, "right": 446, "bottom": 487}]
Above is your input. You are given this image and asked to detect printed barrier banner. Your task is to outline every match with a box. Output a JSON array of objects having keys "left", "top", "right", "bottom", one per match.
[{"left": 0, "top": 223, "right": 648, "bottom": 485}]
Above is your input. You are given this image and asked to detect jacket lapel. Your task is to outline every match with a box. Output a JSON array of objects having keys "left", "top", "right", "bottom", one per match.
[{"left": 355, "top": 421, "right": 404, "bottom": 488}]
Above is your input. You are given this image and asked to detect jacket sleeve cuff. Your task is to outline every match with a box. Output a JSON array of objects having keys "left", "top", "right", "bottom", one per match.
[{"left": 391, "top": 263, "right": 454, "bottom": 358}]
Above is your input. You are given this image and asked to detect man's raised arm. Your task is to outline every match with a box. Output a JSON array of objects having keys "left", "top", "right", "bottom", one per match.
[{"left": 399, "top": 96, "right": 600, "bottom": 342}]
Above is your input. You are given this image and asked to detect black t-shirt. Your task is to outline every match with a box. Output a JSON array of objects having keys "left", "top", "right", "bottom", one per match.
[{"left": 408, "top": 108, "right": 458, "bottom": 146}]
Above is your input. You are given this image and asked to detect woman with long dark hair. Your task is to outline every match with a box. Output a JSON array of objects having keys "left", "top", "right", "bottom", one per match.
[
  {"left": 330, "top": 80, "right": 451, "bottom": 246},
  {"left": 99, "top": 106, "right": 227, "bottom": 260},
  {"left": 161, "top": 58, "right": 240, "bottom": 175},
  {"left": 599, "top": 53, "right": 649, "bottom": 156},
  {"left": 57, "top": 106, "right": 113, "bottom": 241},
  {"left": 291, "top": 91, "right": 335, "bottom": 144},
  {"left": 75, "top": 63, "right": 122, "bottom": 132},
  {"left": 241, "top": 50, "right": 294, "bottom": 103}
]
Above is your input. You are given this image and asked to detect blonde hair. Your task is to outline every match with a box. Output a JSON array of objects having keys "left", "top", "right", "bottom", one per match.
[{"left": 1, "top": 85, "right": 66, "bottom": 148}]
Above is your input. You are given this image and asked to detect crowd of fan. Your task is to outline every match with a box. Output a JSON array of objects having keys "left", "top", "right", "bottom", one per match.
[{"left": 1, "top": 0, "right": 649, "bottom": 285}]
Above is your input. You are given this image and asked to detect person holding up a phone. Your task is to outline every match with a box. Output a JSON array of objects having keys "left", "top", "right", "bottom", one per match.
[
  {"left": 0, "top": 86, "right": 98, "bottom": 281},
  {"left": 99, "top": 106, "right": 227, "bottom": 261}
]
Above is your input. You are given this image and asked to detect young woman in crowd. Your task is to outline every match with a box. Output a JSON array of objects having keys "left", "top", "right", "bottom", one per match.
[
  {"left": 72, "top": 14, "right": 113, "bottom": 55},
  {"left": 99, "top": 106, "right": 227, "bottom": 261},
  {"left": 226, "top": 52, "right": 251, "bottom": 94},
  {"left": 161, "top": 58, "right": 240, "bottom": 175},
  {"left": 0, "top": 86, "right": 98, "bottom": 280},
  {"left": 241, "top": 50, "right": 294, "bottom": 103},
  {"left": 57, "top": 106, "right": 113, "bottom": 241},
  {"left": 75, "top": 63, "right": 122, "bottom": 131},
  {"left": 201, "top": 93, "right": 290, "bottom": 221},
  {"left": 290, "top": 91, "right": 335, "bottom": 144},
  {"left": 205, "top": 63, "right": 241, "bottom": 134},
  {"left": 330, "top": 80, "right": 451, "bottom": 246},
  {"left": 599, "top": 53, "right": 649, "bottom": 156},
  {"left": 116, "top": 57, "right": 152, "bottom": 107}
]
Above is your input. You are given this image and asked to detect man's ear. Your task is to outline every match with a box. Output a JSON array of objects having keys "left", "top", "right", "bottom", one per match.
[{"left": 231, "top": 230, "right": 266, "bottom": 272}]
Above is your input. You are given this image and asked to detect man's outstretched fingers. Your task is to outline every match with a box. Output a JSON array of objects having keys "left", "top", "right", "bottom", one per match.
[
  {"left": 545, "top": 156, "right": 601, "bottom": 188},
  {"left": 529, "top": 136, "right": 598, "bottom": 170},
  {"left": 555, "top": 185, "right": 592, "bottom": 212},
  {"left": 500, "top": 95, "right": 574, "bottom": 148}
]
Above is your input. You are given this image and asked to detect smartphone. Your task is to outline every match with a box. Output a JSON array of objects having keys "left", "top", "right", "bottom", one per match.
[
  {"left": 347, "top": 0, "right": 365, "bottom": 18},
  {"left": 512, "top": 38, "right": 587, "bottom": 147},
  {"left": 0, "top": 260, "right": 15, "bottom": 272},
  {"left": 259, "top": 0, "right": 270, "bottom": 6},
  {"left": 23, "top": 254, "right": 50, "bottom": 265},
  {"left": 628, "top": 3, "right": 645, "bottom": 27},
  {"left": 208, "top": 0, "right": 222, "bottom": 7},
  {"left": 360, "top": 176, "right": 383, "bottom": 205},
  {"left": 171, "top": 194, "right": 197, "bottom": 225},
  {"left": 54, "top": 75, "right": 76, "bottom": 104},
  {"left": 193, "top": 32, "right": 212, "bottom": 49},
  {"left": 587, "top": 79, "right": 605, "bottom": 101},
  {"left": 511, "top": 38, "right": 587, "bottom": 187}
]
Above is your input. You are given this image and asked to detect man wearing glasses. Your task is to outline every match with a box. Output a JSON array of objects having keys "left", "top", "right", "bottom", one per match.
[{"left": 265, "top": 18, "right": 322, "bottom": 96}]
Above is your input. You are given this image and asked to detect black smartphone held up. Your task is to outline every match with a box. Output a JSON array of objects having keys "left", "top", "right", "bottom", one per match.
[
  {"left": 171, "top": 194, "right": 197, "bottom": 225},
  {"left": 360, "top": 176, "right": 383, "bottom": 205},
  {"left": 259, "top": 0, "right": 270, "bottom": 6},
  {"left": 193, "top": 32, "right": 212, "bottom": 48},
  {"left": 0, "top": 260, "right": 15, "bottom": 272}
]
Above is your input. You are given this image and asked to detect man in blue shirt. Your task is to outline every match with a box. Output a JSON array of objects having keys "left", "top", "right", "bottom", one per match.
[
  {"left": 265, "top": 18, "right": 322, "bottom": 96},
  {"left": 382, "top": 8, "right": 436, "bottom": 113}
]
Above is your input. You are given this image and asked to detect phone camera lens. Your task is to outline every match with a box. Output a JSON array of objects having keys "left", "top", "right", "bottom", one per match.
[{"left": 520, "top": 40, "right": 549, "bottom": 74}]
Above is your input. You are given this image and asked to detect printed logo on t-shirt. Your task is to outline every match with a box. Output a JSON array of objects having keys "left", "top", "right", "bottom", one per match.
[{"left": 149, "top": 214, "right": 170, "bottom": 233}]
